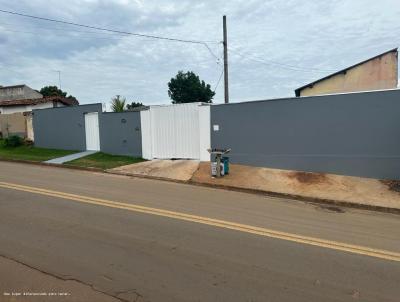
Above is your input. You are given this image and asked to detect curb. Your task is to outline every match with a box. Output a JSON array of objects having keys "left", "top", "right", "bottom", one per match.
[
  {"left": 1, "top": 158, "right": 399, "bottom": 215},
  {"left": 105, "top": 170, "right": 400, "bottom": 215},
  {"left": 0, "top": 158, "right": 104, "bottom": 173}
]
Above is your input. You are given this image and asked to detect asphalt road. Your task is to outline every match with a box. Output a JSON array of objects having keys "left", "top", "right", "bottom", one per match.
[{"left": 0, "top": 161, "right": 399, "bottom": 302}]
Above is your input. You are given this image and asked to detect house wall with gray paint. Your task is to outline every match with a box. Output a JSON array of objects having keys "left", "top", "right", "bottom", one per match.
[
  {"left": 211, "top": 89, "right": 400, "bottom": 180},
  {"left": 33, "top": 103, "right": 102, "bottom": 151},
  {"left": 99, "top": 112, "right": 142, "bottom": 156}
]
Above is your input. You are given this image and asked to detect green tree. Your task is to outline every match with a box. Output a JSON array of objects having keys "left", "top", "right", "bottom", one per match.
[
  {"left": 168, "top": 71, "right": 215, "bottom": 104},
  {"left": 39, "top": 86, "right": 77, "bottom": 101},
  {"left": 127, "top": 101, "right": 144, "bottom": 110},
  {"left": 111, "top": 95, "right": 126, "bottom": 112}
]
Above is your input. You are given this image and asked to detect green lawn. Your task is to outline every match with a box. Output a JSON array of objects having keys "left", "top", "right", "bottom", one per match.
[
  {"left": 65, "top": 152, "right": 145, "bottom": 170},
  {"left": 0, "top": 139, "right": 77, "bottom": 162}
]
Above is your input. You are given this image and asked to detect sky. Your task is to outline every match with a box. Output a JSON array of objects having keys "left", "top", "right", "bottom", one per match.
[{"left": 0, "top": 0, "right": 399, "bottom": 106}]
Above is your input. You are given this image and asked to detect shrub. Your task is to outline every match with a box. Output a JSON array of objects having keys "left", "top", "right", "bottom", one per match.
[{"left": 3, "top": 135, "right": 23, "bottom": 147}]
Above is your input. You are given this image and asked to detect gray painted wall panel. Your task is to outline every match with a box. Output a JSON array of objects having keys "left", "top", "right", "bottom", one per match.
[
  {"left": 99, "top": 112, "right": 142, "bottom": 157},
  {"left": 33, "top": 104, "right": 102, "bottom": 151},
  {"left": 211, "top": 90, "right": 400, "bottom": 179}
]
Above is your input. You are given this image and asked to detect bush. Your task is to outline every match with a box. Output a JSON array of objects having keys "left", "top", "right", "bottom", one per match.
[{"left": 3, "top": 135, "right": 23, "bottom": 147}]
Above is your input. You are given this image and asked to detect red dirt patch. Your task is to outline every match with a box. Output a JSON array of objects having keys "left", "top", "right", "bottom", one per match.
[{"left": 288, "top": 171, "right": 327, "bottom": 184}]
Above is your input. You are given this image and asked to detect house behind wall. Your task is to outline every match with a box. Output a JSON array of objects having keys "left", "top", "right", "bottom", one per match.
[
  {"left": 0, "top": 84, "right": 42, "bottom": 101},
  {"left": 33, "top": 102, "right": 210, "bottom": 159},
  {"left": 32, "top": 91, "right": 400, "bottom": 180},
  {"left": 33, "top": 104, "right": 103, "bottom": 151},
  {"left": 211, "top": 89, "right": 400, "bottom": 180},
  {"left": 33, "top": 104, "right": 142, "bottom": 157},
  {"left": 295, "top": 48, "right": 398, "bottom": 97}
]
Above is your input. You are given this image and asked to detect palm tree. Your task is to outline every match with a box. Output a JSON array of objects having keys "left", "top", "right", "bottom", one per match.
[{"left": 111, "top": 95, "right": 126, "bottom": 112}]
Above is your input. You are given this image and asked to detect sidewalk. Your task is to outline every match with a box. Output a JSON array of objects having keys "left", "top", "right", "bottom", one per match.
[
  {"left": 110, "top": 159, "right": 200, "bottom": 181},
  {"left": 45, "top": 151, "right": 97, "bottom": 164},
  {"left": 110, "top": 160, "right": 400, "bottom": 212},
  {"left": 191, "top": 163, "right": 400, "bottom": 211}
]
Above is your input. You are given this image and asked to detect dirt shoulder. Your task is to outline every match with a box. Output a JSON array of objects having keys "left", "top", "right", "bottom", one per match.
[{"left": 191, "top": 162, "right": 400, "bottom": 212}]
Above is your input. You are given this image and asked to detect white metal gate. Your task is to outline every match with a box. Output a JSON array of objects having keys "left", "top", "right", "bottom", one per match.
[
  {"left": 140, "top": 103, "right": 210, "bottom": 160},
  {"left": 84, "top": 112, "right": 100, "bottom": 151}
]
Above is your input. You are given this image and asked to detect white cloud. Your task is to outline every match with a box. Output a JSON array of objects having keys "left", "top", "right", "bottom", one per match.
[{"left": 0, "top": 0, "right": 399, "bottom": 105}]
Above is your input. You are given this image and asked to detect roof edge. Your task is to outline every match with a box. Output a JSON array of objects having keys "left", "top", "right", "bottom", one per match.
[{"left": 294, "top": 48, "right": 399, "bottom": 96}]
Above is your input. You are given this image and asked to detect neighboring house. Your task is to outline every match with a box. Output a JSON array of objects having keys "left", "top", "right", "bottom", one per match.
[
  {"left": 0, "top": 84, "right": 43, "bottom": 101},
  {"left": 0, "top": 96, "right": 79, "bottom": 140},
  {"left": 295, "top": 48, "right": 398, "bottom": 97},
  {"left": 0, "top": 96, "right": 79, "bottom": 114},
  {"left": 0, "top": 88, "right": 79, "bottom": 139}
]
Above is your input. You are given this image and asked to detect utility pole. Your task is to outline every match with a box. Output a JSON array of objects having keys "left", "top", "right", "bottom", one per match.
[{"left": 223, "top": 15, "right": 229, "bottom": 104}]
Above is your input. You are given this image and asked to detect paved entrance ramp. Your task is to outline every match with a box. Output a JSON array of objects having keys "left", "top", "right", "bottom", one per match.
[
  {"left": 110, "top": 159, "right": 200, "bottom": 181},
  {"left": 45, "top": 151, "right": 96, "bottom": 164}
]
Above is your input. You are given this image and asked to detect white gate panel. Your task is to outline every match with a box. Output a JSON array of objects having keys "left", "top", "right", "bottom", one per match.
[
  {"left": 151, "top": 105, "right": 176, "bottom": 158},
  {"left": 144, "top": 103, "right": 203, "bottom": 159},
  {"left": 174, "top": 103, "right": 199, "bottom": 159},
  {"left": 199, "top": 105, "right": 211, "bottom": 161},
  {"left": 140, "top": 110, "right": 152, "bottom": 160},
  {"left": 85, "top": 112, "right": 100, "bottom": 151}
]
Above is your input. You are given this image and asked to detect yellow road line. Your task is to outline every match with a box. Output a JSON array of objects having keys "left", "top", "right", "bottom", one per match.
[{"left": 1, "top": 181, "right": 399, "bottom": 262}]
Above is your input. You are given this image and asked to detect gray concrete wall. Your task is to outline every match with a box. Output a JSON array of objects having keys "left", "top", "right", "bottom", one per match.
[
  {"left": 99, "top": 112, "right": 142, "bottom": 157},
  {"left": 211, "top": 89, "right": 400, "bottom": 180},
  {"left": 33, "top": 104, "right": 102, "bottom": 151}
]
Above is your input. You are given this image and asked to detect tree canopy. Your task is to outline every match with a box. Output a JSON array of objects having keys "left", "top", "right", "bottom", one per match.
[
  {"left": 168, "top": 71, "right": 215, "bottom": 104},
  {"left": 39, "top": 86, "right": 76, "bottom": 101},
  {"left": 110, "top": 95, "right": 126, "bottom": 112},
  {"left": 127, "top": 101, "right": 144, "bottom": 110}
]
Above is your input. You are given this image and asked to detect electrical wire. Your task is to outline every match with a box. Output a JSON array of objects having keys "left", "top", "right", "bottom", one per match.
[
  {"left": 0, "top": 21, "right": 128, "bottom": 36},
  {"left": 213, "top": 68, "right": 224, "bottom": 92},
  {"left": 0, "top": 9, "right": 213, "bottom": 44},
  {"left": 0, "top": 28, "right": 123, "bottom": 41},
  {"left": 0, "top": 8, "right": 220, "bottom": 60},
  {"left": 229, "top": 46, "right": 336, "bottom": 73}
]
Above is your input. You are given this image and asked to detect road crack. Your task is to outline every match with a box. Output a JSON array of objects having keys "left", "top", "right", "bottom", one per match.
[
  {"left": 115, "top": 289, "right": 143, "bottom": 302},
  {"left": 0, "top": 253, "right": 134, "bottom": 302}
]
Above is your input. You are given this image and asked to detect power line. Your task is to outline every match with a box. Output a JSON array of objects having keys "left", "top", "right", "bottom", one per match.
[
  {"left": 0, "top": 28, "right": 123, "bottom": 41},
  {"left": 0, "top": 27, "right": 222, "bottom": 66},
  {"left": 0, "top": 20, "right": 221, "bottom": 43},
  {"left": 0, "top": 9, "right": 214, "bottom": 44},
  {"left": 213, "top": 68, "right": 224, "bottom": 92},
  {"left": 0, "top": 21, "right": 127, "bottom": 36},
  {"left": 229, "top": 47, "right": 336, "bottom": 73},
  {"left": 0, "top": 8, "right": 221, "bottom": 60}
]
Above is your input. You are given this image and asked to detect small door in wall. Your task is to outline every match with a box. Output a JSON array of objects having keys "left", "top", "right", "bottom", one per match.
[{"left": 85, "top": 112, "right": 100, "bottom": 151}]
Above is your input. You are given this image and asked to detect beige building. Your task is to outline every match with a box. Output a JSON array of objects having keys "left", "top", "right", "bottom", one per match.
[
  {"left": 0, "top": 85, "right": 79, "bottom": 139},
  {"left": 0, "top": 112, "right": 34, "bottom": 140},
  {"left": 0, "top": 84, "right": 42, "bottom": 101},
  {"left": 295, "top": 48, "right": 398, "bottom": 97}
]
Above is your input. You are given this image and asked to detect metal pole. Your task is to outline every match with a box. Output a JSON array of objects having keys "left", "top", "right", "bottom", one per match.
[
  {"left": 58, "top": 71, "right": 62, "bottom": 90},
  {"left": 223, "top": 15, "right": 229, "bottom": 104},
  {"left": 53, "top": 70, "right": 62, "bottom": 90},
  {"left": 216, "top": 154, "right": 221, "bottom": 178}
]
